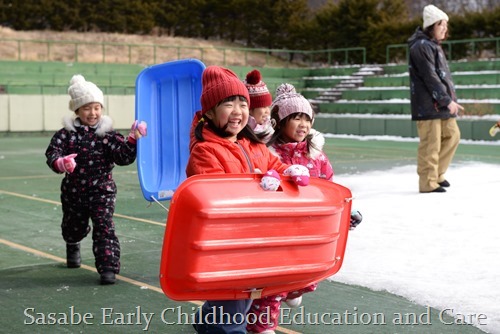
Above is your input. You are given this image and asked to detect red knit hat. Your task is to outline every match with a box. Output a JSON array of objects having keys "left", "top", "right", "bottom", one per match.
[
  {"left": 200, "top": 66, "right": 250, "bottom": 114},
  {"left": 244, "top": 69, "right": 273, "bottom": 109}
]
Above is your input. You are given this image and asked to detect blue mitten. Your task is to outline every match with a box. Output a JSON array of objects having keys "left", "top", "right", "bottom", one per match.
[{"left": 350, "top": 210, "right": 363, "bottom": 230}]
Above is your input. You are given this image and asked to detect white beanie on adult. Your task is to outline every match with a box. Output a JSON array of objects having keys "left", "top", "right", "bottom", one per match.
[
  {"left": 68, "top": 74, "right": 104, "bottom": 111},
  {"left": 423, "top": 4, "right": 449, "bottom": 29}
]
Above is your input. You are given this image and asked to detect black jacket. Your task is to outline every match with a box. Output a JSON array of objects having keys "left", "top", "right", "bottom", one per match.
[
  {"left": 408, "top": 27, "right": 457, "bottom": 121},
  {"left": 45, "top": 115, "right": 137, "bottom": 196}
]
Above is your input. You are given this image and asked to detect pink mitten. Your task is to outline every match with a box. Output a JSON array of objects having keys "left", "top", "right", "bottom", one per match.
[
  {"left": 128, "top": 120, "right": 148, "bottom": 143},
  {"left": 284, "top": 164, "right": 310, "bottom": 186},
  {"left": 54, "top": 154, "right": 77, "bottom": 173},
  {"left": 260, "top": 169, "right": 281, "bottom": 191}
]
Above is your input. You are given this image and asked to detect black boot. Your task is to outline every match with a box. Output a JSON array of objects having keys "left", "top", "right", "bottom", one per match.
[
  {"left": 100, "top": 271, "right": 116, "bottom": 285},
  {"left": 66, "top": 243, "right": 81, "bottom": 268}
]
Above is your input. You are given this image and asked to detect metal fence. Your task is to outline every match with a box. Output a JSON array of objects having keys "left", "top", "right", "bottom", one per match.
[
  {"left": 0, "top": 38, "right": 366, "bottom": 67},
  {"left": 386, "top": 37, "right": 500, "bottom": 64},
  {"left": 2, "top": 36, "right": 496, "bottom": 67}
]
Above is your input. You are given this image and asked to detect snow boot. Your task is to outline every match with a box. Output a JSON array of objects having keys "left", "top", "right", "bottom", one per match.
[
  {"left": 66, "top": 243, "right": 81, "bottom": 268},
  {"left": 100, "top": 271, "right": 116, "bottom": 285}
]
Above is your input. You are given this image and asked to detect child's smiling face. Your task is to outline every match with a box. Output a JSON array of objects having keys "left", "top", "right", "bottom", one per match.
[
  {"left": 282, "top": 113, "right": 312, "bottom": 143},
  {"left": 76, "top": 102, "right": 102, "bottom": 127},
  {"left": 206, "top": 96, "right": 249, "bottom": 141},
  {"left": 250, "top": 106, "right": 270, "bottom": 125}
]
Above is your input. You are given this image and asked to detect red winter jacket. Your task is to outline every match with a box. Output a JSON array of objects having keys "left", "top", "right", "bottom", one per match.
[{"left": 187, "top": 122, "right": 289, "bottom": 177}]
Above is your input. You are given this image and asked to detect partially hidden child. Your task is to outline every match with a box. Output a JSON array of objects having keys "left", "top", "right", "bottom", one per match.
[{"left": 243, "top": 69, "right": 274, "bottom": 142}]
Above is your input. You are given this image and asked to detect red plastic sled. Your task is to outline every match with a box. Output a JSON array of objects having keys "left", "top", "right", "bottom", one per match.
[{"left": 159, "top": 174, "right": 353, "bottom": 301}]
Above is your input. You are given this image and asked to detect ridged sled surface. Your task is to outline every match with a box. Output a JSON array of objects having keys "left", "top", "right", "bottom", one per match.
[{"left": 160, "top": 174, "right": 353, "bottom": 301}]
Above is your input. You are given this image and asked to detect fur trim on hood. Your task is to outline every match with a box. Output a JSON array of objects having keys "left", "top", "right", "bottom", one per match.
[
  {"left": 309, "top": 128, "right": 325, "bottom": 159},
  {"left": 62, "top": 115, "right": 114, "bottom": 137}
]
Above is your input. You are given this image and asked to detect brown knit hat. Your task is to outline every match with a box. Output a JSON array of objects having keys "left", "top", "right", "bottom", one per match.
[
  {"left": 200, "top": 66, "right": 250, "bottom": 114},
  {"left": 243, "top": 69, "right": 272, "bottom": 109}
]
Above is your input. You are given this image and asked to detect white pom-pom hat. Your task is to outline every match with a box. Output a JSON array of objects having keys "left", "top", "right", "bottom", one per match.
[
  {"left": 68, "top": 74, "right": 104, "bottom": 111},
  {"left": 271, "top": 83, "right": 314, "bottom": 122},
  {"left": 423, "top": 4, "right": 449, "bottom": 29}
]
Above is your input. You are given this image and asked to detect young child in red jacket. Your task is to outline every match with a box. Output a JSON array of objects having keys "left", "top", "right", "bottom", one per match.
[{"left": 187, "top": 65, "right": 309, "bottom": 334}]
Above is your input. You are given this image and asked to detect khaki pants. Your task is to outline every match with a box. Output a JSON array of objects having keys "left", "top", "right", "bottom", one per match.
[{"left": 416, "top": 118, "right": 460, "bottom": 192}]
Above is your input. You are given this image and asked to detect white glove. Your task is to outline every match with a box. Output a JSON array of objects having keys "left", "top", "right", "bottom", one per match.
[
  {"left": 260, "top": 170, "right": 281, "bottom": 191},
  {"left": 284, "top": 164, "right": 310, "bottom": 186}
]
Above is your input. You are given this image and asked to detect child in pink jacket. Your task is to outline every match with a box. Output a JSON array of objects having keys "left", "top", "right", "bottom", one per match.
[{"left": 246, "top": 83, "right": 362, "bottom": 334}]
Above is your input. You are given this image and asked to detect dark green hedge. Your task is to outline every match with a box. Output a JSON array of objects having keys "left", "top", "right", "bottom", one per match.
[{"left": 1, "top": 0, "right": 499, "bottom": 63}]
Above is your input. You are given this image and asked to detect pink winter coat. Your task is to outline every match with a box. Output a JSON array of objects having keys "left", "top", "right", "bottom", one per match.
[{"left": 269, "top": 129, "right": 334, "bottom": 181}]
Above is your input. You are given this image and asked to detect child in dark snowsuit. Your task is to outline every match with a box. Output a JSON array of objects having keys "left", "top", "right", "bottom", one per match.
[{"left": 45, "top": 74, "right": 146, "bottom": 284}]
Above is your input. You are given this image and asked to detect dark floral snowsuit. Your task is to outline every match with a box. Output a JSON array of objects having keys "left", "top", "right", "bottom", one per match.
[{"left": 45, "top": 116, "right": 136, "bottom": 274}]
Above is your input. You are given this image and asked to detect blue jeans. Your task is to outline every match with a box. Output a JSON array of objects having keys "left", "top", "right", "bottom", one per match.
[{"left": 193, "top": 299, "right": 252, "bottom": 334}]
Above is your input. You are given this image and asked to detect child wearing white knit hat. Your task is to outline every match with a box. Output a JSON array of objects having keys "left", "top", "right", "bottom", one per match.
[{"left": 45, "top": 74, "right": 147, "bottom": 285}]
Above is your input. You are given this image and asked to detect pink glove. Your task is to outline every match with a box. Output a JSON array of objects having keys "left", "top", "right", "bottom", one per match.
[
  {"left": 54, "top": 154, "right": 77, "bottom": 173},
  {"left": 128, "top": 120, "right": 147, "bottom": 144},
  {"left": 260, "top": 169, "right": 281, "bottom": 191},
  {"left": 284, "top": 164, "right": 310, "bottom": 186}
]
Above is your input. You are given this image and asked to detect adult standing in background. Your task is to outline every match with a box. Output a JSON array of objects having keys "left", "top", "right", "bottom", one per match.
[{"left": 408, "top": 4, "right": 464, "bottom": 193}]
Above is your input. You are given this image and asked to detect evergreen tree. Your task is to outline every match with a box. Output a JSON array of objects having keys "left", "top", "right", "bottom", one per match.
[
  {"left": 0, "top": 0, "right": 499, "bottom": 64},
  {"left": 312, "top": 1, "right": 341, "bottom": 50},
  {"left": 363, "top": 0, "right": 409, "bottom": 63}
]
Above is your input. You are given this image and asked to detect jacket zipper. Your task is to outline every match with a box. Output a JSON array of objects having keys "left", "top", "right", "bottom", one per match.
[{"left": 236, "top": 141, "right": 254, "bottom": 173}]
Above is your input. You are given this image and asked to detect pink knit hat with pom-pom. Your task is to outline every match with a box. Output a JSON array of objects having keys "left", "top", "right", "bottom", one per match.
[{"left": 271, "top": 83, "right": 314, "bottom": 122}]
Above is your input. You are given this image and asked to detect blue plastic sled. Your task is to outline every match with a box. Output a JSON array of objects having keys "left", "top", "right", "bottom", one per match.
[{"left": 135, "top": 59, "right": 205, "bottom": 201}]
